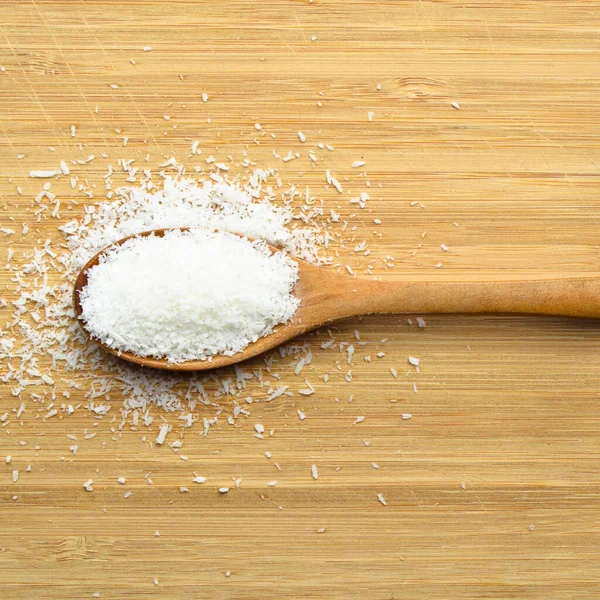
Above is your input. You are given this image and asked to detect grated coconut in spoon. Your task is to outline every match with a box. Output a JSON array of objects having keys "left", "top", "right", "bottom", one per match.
[{"left": 78, "top": 229, "right": 300, "bottom": 362}]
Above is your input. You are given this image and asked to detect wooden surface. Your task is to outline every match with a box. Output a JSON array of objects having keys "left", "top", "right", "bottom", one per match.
[{"left": 1, "top": 1, "right": 600, "bottom": 598}]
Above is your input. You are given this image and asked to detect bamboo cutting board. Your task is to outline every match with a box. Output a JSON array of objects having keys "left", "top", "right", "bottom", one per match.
[{"left": 1, "top": 1, "right": 600, "bottom": 598}]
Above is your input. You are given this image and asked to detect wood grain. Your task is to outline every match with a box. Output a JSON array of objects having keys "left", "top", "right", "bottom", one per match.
[{"left": 1, "top": 1, "right": 600, "bottom": 598}]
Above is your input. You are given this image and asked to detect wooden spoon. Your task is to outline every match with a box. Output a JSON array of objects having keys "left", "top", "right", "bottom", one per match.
[{"left": 74, "top": 228, "right": 600, "bottom": 371}]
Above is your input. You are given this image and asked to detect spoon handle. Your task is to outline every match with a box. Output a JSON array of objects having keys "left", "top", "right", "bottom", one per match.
[{"left": 336, "top": 276, "right": 600, "bottom": 319}]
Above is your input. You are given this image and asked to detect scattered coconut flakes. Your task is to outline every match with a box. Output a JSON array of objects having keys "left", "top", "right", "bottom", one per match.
[
  {"left": 377, "top": 493, "right": 387, "bottom": 506},
  {"left": 193, "top": 476, "right": 207, "bottom": 484},
  {"left": 219, "top": 487, "right": 230, "bottom": 494},
  {"left": 311, "top": 464, "right": 318, "bottom": 479},
  {"left": 298, "top": 378, "right": 315, "bottom": 395},
  {"left": 82, "top": 479, "right": 94, "bottom": 492},
  {"left": 416, "top": 317, "right": 426, "bottom": 328},
  {"left": 0, "top": 166, "right": 334, "bottom": 441},
  {"left": 408, "top": 356, "right": 420, "bottom": 366},
  {"left": 325, "top": 169, "right": 343, "bottom": 193},
  {"left": 297, "top": 409, "right": 306, "bottom": 421},
  {"left": 352, "top": 161, "right": 365, "bottom": 168},
  {"left": 367, "top": 112, "right": 374, "bottom": 122},
  {"left": 266, "top": 386, "right": 289, "bottom": 402},
  {"left": 451, "top": 101, "right": 460, "bottom": 109},
  {"left": 297, "top": 132, "right": 306, "bottom": 143},
  {"left": 143, "top": 46, "right": 152, "bottom": 51},
  {"left": 267, "top": 480, "right": 278, "bottom": 487},
  {"left": 353, "top": 416, "right": 365, "bottom": 425}
]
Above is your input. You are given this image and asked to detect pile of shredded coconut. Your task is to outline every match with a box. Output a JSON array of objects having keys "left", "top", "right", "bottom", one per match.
[
  {"left": 0, "top": 172, "right": 327, "bottom": 421},
  {"left": 79, "top": 228, "right": 300, "bottom": 362}
]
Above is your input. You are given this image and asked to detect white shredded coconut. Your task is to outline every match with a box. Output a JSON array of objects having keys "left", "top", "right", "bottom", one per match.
[
  {"left": 65, "top": 176, "right": 324, "bottom": 269},
  {"left": 0, "top": 172, "right": 328, "bottom": 419},
  {"left": 155, "top": 424, "right": 169, "bottom": 445},
  {"left": 78, "top": 229, "right": 300, "bottom": 362},
  {"left": 29, "top": 169, "right": 62, "bottom": 178}
]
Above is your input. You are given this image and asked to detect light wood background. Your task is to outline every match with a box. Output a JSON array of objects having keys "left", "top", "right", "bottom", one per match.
[{"left": 1, "top": 1, "right": 600, "bottom": 598}]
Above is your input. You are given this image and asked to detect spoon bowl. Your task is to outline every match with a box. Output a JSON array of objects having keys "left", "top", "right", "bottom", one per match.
[{"left": 74, "top": 228, "right": 600, "bottom": 371}]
